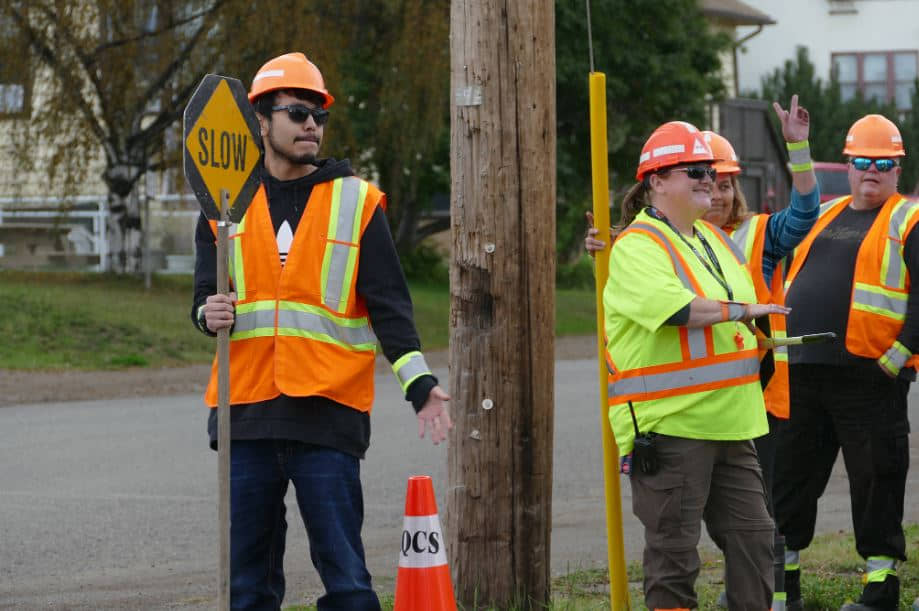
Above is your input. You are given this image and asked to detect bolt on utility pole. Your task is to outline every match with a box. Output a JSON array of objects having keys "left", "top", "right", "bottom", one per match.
[{"left": 446, "top": 1, "right": 556, "bottom": 609}]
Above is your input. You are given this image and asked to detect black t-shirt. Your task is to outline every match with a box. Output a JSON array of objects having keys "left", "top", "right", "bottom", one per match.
[
  {"left": 191, "top": 159, "right": 436, "bottom": 458},
  {"left": 785, "top": 201, "right": 919, "bottom": 377}
]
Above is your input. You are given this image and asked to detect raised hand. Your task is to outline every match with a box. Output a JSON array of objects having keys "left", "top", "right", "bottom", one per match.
[{"left": 772, "top": 93, "right": 810, "bottom": 143}]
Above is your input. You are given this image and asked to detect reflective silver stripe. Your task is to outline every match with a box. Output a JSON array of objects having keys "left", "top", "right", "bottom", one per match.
[
  {"left": 708, "top": 225, "right": 747, "bottom": 264},
  {"left": 709, "top": 222, "right": 747, "bottom": 264},
  {"left": 885, "top": 200, "right": 912, "bottom": 286},
  {"left": 882, "top": 344, "right": 910, "bottom": 372},
  {"left": 731, "top": 217, "right": 754, "bottom": 256},
  {"left": 324, "top": 177, "right": 363, "bottom": 311},
  {"left": 276, "top": 309, "right": 377, "bottom": 347},
  {"left": 775, "top": 344, "right": 788, "bottom": 355},
  {"left": 393, "top": 352, "right": 432, "bottom": 391},
  {"left": 687, "top": 330, "right": 707, "bottom": 359},
  {"left": 866, "top": 557, "right": 897, "bottom": 573},
  {"left": 772, "top": 598, "right": 786, "bottom": 611},
  {"left": 853, "top": 287, "right": 908, "bottom": 316},
  {"left": 233, "top": 307, "right": 276, "bottom": 333},
  {"left": 609, "top": 355, "right": 759, "bottom": 398},
  {"left": 784, "top": 550, "right": 800, "bottom": 567}
]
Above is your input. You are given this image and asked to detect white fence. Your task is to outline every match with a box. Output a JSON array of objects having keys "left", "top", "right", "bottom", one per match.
[{"left": 0, "top": 193, "right": 200, "bottom": 272}]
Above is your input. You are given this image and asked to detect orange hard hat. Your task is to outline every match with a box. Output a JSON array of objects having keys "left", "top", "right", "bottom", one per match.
[
  {"left": 636, "top": 121, "right": 714, "bottom": 181},
  {"left": 843, "top": 114, "right": 905, "bottom": 157},
  {"left": 702, "top": 131, "right": 741, "bottom": 175},
  {"left": 248, "top": 52, "right": 334, "bottom": 108}
]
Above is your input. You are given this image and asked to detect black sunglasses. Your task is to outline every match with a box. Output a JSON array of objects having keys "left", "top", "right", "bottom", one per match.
[
  {"left": 271, "top": 104, "right": 329, "bottom": 126},
  {"left": 850, "top": 157, "right": 898, "bottom": 172},
  {"left": 668, "top": 165, "right": 717, "bottom": 181}
]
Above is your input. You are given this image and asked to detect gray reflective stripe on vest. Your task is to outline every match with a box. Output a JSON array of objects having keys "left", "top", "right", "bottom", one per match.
[
  {"left": 853, "top": 286, "right": 908, "bottom": 316},
  {"left": 709, "top": 222, "right": 747, "bottom": 264},
  {"left": 324, "top": 177, "right": 365, "bottom": 312},
  {"left": 276, "top": 308, "right": 377, "bottom": 348},
  {"left": 687, "top": 330, "right": 707, "bottom": 359},
  {"left": 771, "top": 598, "right": 786, "bottom": 611},
  {"left": 784, "top": 550, "right": 800, "bottom": 569},
  {"left": 608, "top": 354, "right": 759, "bottom": 399},
  {"left": 866, "top": 557, "right": 897, "bottom": 573},
  {"left": 233, "top": 304, "right": 276, "bottom": 333},
  {"left": 731, "top": 217, "right": 753, "bottom": 254},
  {"left": 628, "top": 222, "right": 706, "bottom": 357},
  {"left": 885, "top": 200, "right": 912, "bottom": 286}
]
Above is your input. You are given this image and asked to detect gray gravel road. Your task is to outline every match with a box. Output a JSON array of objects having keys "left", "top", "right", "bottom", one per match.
[{"left": 1, "top": 359, "right": 917, "bottom": 609}]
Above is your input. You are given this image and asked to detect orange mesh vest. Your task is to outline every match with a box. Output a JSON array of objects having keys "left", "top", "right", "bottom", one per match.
[
  {"left": 729, "top": 214, "right": 790, "bottom": 419},
  {"left": 784, "top": 193, "right": 919, "bottom": 372},
  {"left": 205, "top": 176, "right": 385, "bottom": 411}
]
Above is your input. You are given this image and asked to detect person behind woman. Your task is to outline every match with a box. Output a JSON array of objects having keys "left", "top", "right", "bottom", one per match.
[{"left": 603, "top": 119, "right": 789, "bottom": 610}]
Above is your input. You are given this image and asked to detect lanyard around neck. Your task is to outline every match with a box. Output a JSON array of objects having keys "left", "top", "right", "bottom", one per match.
[{"left": 646, "top": 207, "right": 733, "bottom": 300}]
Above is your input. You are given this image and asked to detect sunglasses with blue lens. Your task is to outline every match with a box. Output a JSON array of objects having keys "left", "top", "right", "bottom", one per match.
[
  {"left": 272, "top": 104, "right": 329, "bottom": 126},
  {"left": 850, "top": 157, "right": 898, "bottom": 172}
]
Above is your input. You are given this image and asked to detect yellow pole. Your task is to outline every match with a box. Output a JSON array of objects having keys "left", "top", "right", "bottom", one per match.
[{"left": 588, "top": 71, "right": 630, "bottom": 610}]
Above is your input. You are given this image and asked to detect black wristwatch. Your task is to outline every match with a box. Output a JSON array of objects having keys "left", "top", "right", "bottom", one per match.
[{"left": 196, "top": 306, "right": 212, "bottom": 335}]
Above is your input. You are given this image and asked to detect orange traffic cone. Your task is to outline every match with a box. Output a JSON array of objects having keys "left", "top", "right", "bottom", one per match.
[{"left": 393, "top": 475, "right": 457, "bottom": 611}]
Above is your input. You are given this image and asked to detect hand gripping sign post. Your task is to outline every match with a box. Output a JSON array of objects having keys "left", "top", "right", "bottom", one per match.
[{"left": 183, "top": 74, "right": 262, "bottom": 611}]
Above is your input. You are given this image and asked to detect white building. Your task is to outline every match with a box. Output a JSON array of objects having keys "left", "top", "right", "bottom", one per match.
[{"left": 735, "top": 0, "right": 919, "bottom": 110}]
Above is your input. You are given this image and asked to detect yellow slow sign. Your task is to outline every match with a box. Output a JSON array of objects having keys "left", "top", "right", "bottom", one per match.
[{"left": 185, "top": 79, "right": 262, "bottom": 211}]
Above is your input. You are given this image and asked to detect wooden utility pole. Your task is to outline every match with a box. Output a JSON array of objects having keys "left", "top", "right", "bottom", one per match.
[{"left": 446, "top": 1, "right": 556, "bottom": 608}]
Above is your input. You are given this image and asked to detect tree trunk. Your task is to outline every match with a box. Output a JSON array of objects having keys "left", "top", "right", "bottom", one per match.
[{"left": 446, "top": 1, "right": 556, "bottom": 609}]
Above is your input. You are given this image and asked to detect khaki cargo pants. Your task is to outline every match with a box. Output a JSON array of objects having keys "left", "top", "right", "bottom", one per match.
[{"left": 630, "top": 435, "right": 774, "bottom": 610}]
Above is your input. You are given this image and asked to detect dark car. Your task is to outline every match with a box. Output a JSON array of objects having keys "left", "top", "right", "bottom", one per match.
[{"left": 813, "top": 161, "right": 850, "bottom": 203}]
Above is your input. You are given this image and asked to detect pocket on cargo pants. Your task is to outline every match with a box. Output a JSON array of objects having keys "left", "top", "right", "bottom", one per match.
[{"left": 632, "top": 471, "right": 685, "bottom": 544}]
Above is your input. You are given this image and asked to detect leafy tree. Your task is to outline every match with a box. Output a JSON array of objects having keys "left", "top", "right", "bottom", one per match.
[
  {"left": 2, "top": 1, "right": 240, "bottom": 271},
  {"left": 758, "top": 46, "right": 918, "bottom": 195},
  {"left": 555, "top": 0, "right": 730, "bottom": 259},
  {"left": 0, "top": 1, "right": 448, "bottom": 271}
]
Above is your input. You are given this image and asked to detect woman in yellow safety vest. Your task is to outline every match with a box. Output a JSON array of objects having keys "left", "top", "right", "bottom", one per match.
[
  {"left": 589, "top": 97, "right": 819, "bottom": 610},
  {"left": 602, "top": 119, "right": 790, "bottom": 610}
]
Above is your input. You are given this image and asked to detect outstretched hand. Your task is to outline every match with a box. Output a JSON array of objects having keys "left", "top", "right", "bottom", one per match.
[
  {"left": 772, "top": 93, "right": 810, "bottom": 143},
  {"left": 417, "top": 385, "right": 452, "bottom": 445}
]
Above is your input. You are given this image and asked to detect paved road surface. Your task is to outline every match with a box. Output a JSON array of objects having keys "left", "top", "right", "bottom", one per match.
[{"left": 1, "top": 359, "right": 917, "bottom": 609}]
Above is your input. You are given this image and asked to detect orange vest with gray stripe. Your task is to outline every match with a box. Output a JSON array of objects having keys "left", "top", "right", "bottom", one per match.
[
  {"left": 204, "top": 176, "right": 384, "bottom": 411},
  {"left": 784, "top": 193, "right": 919, "bottom": 373},
  {"left": 729, "top": 214, "right": 790, "bottom": 419},
  {"left": 606, "top": 221, "right": 761, "bottom": 405}
]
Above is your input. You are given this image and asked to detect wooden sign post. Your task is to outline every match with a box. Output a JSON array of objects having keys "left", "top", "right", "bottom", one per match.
[{"left": 183, "top": 74, "right": 262, "bottom": 610}]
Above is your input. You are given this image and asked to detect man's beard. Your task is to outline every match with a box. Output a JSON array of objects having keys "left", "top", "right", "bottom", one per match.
[{"left": 269, "top": 130, "right": 319, "bottom": 166}]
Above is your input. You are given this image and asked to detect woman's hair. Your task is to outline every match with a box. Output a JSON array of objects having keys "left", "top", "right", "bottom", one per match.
[
  {"left": 722, "top": 174, "right": 754, "bottom": 231},
  {"left": 611, "top": 181, "right": 650, "bottom": 238}
]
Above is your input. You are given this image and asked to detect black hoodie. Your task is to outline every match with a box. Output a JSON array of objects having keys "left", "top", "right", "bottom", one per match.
[{"left": 191, "top": 158, "right": 436, "bottom": 458}]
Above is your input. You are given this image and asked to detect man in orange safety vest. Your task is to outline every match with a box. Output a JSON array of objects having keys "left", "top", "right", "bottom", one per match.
[{"left": 191, "top": 52, "right": 452, "bottom": 611}]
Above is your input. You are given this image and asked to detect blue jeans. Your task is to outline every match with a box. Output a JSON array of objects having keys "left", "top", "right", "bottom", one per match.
[{"left": 229, "top": 440, "right": 381, "bottom": 611}]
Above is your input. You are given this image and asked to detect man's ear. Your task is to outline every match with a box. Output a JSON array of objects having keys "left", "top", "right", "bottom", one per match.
[{"left": 256, "top": 113, "right": 269, "bottom": 138}]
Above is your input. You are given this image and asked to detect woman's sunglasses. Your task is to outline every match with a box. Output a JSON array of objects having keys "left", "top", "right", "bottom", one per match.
[
  {"left": 850, "top": 157, "right": 898, "bottom": 172},
  {"left": 272, "top": 104, "right": 330, "bottom": 126},
  {"left": 668, "top": 165, "right": 717, "bottom": 181}
]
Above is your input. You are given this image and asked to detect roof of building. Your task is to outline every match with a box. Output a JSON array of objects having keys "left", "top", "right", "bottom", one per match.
[{"left": 700, "top": 0, "right": 776, "bottom": 25}]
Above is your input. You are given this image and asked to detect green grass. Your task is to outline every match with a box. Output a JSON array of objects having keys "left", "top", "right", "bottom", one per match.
[
  {"left": 0, "top": 271, "right": 598, "bottom": 370},
  {"left": 281, "top": 526, "right": 919, "bottom": 610}
]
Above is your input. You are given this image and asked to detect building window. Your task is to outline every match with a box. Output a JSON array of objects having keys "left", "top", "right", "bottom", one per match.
[
  {"left": 0, "top": 11, "right": 31, "bottom": 117},
  {"left": 833, "top": 51, "right": 918, "bottom": 110}
]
